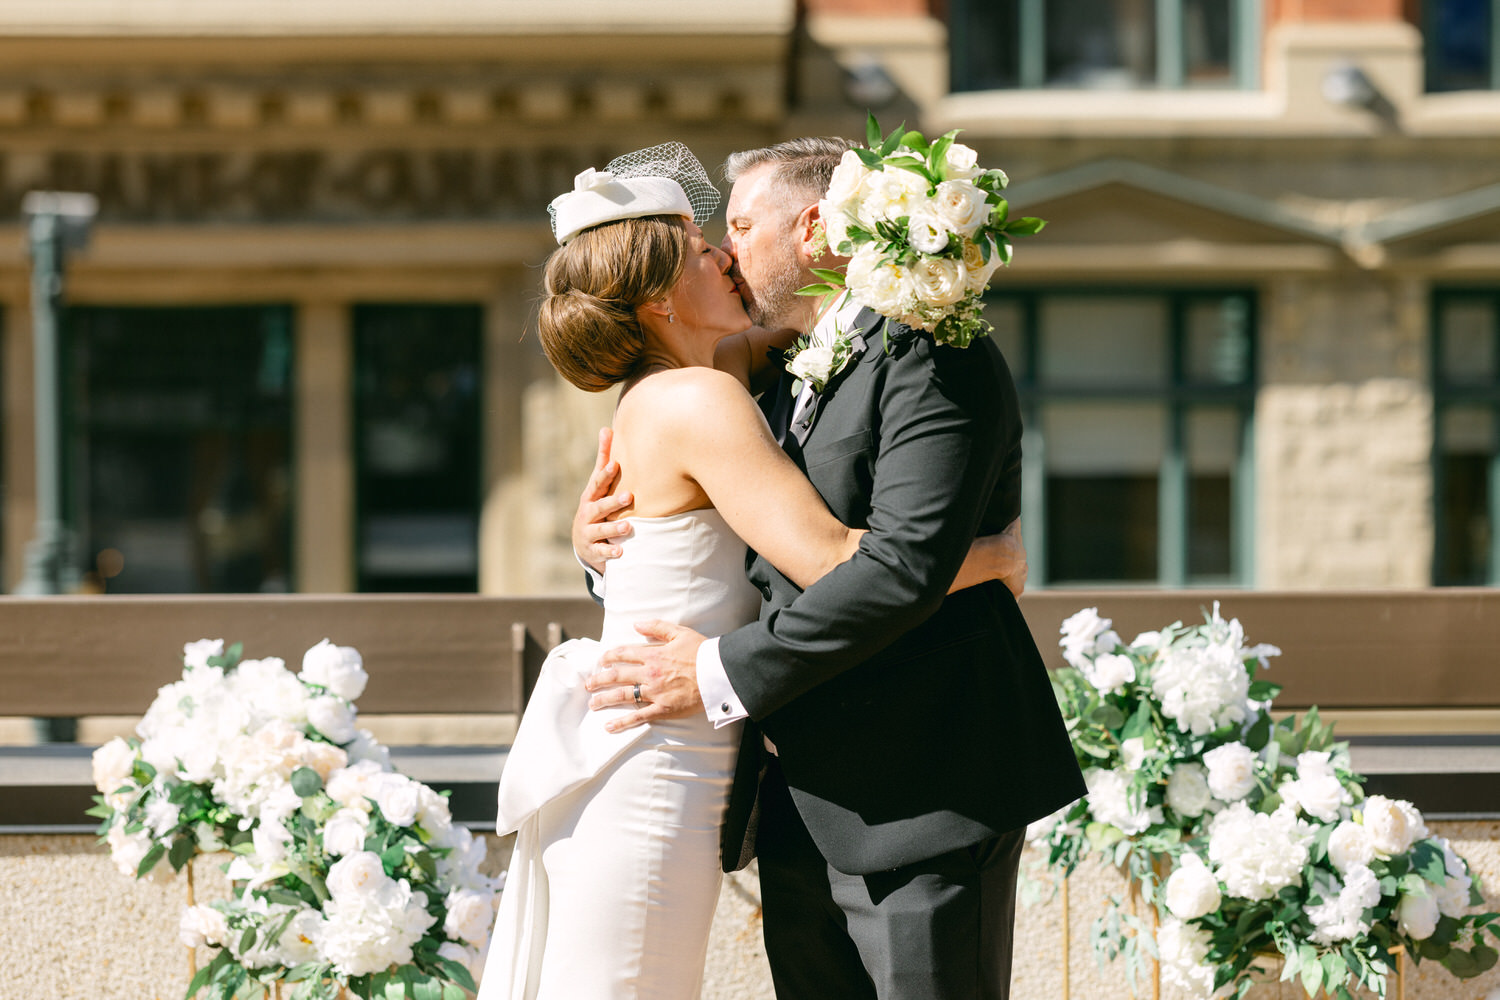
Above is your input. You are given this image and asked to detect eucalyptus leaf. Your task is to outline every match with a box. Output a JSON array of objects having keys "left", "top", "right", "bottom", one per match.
[{"left": 290, "top": 766, "right": 323, "bottom": 798}]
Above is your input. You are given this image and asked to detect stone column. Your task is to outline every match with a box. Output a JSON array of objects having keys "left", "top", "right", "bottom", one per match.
[
  {"left": 3, "top": 302, "right": 35, "bottom": 593},
  {"left": 479, "top": 271, "right": 533, "bottom": 595},
  {"left": 294, "top": 300, "right": 354, "bottom": 592}
]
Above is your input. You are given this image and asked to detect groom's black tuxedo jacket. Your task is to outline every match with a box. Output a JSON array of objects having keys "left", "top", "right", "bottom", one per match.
[{"left": 718, "top": 309, "right": 1084, "bottom": 877}]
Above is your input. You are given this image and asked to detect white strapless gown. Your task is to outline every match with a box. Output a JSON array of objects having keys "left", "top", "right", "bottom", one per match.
[{"left": 476, "top": 509, "right": 761, "bottom": 1000}]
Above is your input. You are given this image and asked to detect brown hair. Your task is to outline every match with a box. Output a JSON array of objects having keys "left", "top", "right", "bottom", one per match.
[{"left": 537, "top": 215, "right": 690, "bottom": 392}]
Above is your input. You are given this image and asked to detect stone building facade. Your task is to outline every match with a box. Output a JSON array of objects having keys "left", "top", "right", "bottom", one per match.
[{"left": 0, "top": 0, "right": 1496, "bottom": 594}]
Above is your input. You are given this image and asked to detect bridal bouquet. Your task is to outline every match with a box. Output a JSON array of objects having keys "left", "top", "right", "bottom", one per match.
[
  {"left": 804, "top": 114, "right": 1044, "bottom": 349},
  {"left": 89, "top": 639, "right": 499, "bottom": 1000},
  {"left": 1026, "top": 605, "right": 1499, "bottom": 1000}
]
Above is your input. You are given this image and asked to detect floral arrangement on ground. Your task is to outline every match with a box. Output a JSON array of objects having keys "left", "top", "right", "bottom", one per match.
[
  {"left": 89, "top": 638, "right": 500, "bottom": 1000},
  {"left": 1025, "top": 604, "right": 1499, "bottom": 999}
]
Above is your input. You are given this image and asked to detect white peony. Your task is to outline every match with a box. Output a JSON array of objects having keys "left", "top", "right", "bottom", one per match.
[
  {"left": 301, "top": 639, "right": 369, "bottom": 701},
  {"left": 1084, "top": 768, "right": 1161, "bottom": 836},
  {"left": 444, "top": 889, "right": 496, "bottom": 947},
  {"left": 92, "top": 737, "right": 137, "bottom": 794},
  {"left": 1165, "top": 763, "right": 1213, "bottom": 818},
  {"left": 278, "top": 908, "right": 323, "bottom": 966},
  {"left": 1207, "top": 802, "right": 1313, "bottom": 901},
  {"left": 906, "top": 212, "right": 950, "bottom": 255},
  {"left": 182, "top": 638, "right": 224, "bottom": 671},
  {"left": 320, "top": 879, "right": 436, "bottom": 976},
  {"left": 931, "top": 179, "right": 991, "bottom": 236},
  {"left": 432, "top": 823, "right": 497, "bottom": 893},
  {"left": 179, "top": 904, "right": 229, "bottom": 949},
  {"left": 1327, "top": 820, "right": 1377, "bottom": 874},
  {"left": 1156, "top": 918, "right": 1219, "bottom": 998},
  {"left": 1082, "top": 653, "right": 1136, "bottom": 695},
  {"left": 144, "top": 797, "right": 182, "bottom": 839},
  {"left": 909, "top": 256, "right": 967, "bottom": 307},
  {"left": 326, "top": 759, "right": 387, "bottom": 811},
  {"left": 107, "top": 821, "right": 168, "bottom": 880},
  {"left": 1150, "top": 641, "right": 1251, "bottom": 736},
  {"left": 438, "top": 941, "right": 485, "bottom": 985},
  {"left": 1058, "top": 608, "right": 1121, "bottom": 671},
  {"left": 1363, "top": 796, "right": 1427, "bottom": 857},
  {"left": 856, "top": 166, "right": 928, "bottom": 227},
  {"left": 1202, "top": 742, "right": 1259, "bottom": 802},
  {"left": 323, "top": 807, "right": 371, "bottom": 857},
  {"left": 307, "top": 695, "right": 358, "bottom": 745},
  {"left": 1120, "top": 737, "right": 1149, "bottom": 773},
  {"left": 1165, "top": 852, "right": 1222, "bottom": 920},
  {"left": 1432, "top": 838, "right": 1475, "bottom": 918},
  {"left": 301, "top": 739, "right": 349, "bottom": 782},
  {"left": 846, "top": 252, "right": 914, "bottom": 317},
  {"left": 232, "top": 657, "right": 310, "bottom": 727},
  {"left": 824, "top": 149, "right": 870, "bottom": 209},
  {"left": 1398, "top": 888, "right": 1440, "bottom": 940},
  {"left": 1307, "top": 863, "right": 1381, "bottom": 944}
]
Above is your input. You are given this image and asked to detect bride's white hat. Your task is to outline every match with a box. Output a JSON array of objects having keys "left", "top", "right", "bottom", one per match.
[{"left": 548, "top": 142, "right": 721, "bottom": 245}]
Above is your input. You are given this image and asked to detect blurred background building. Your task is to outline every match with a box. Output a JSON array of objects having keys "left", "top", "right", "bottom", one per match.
[{"left": 0, "top": 0, "right": 1495, "bottom": 596}]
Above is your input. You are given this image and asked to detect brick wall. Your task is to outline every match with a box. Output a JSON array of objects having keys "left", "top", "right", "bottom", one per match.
[{"left": 1266, "top": 0, "right": 1419, "bottom": 23}]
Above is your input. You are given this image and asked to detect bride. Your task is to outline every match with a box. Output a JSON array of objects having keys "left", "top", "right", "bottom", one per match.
[{"left": 476, "top": 145, "right": 1023, "bottom": 1000}]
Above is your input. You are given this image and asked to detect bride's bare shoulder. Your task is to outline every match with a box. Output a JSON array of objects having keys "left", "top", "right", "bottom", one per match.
[{"left": 618, "top": 367, "right": 749, "bottom": 420}]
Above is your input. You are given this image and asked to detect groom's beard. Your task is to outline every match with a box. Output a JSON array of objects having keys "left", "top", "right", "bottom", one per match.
[{"left": 739, "top": 239, "right": 805, "bottom": 330}]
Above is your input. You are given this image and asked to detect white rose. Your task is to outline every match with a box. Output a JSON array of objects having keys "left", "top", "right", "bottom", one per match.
[
  {"left": 824, "top": 149, "right": 870, "bottom": 208},
  {"left": 144, "top": 798, "right": 182, "bottom": 839},
  {"left": 1120, "top": 737, "right": 1148, "bottom": 773},
  {"left": 307, "top": 695, "right": 358, "bottom": 745},
  {"left": 179, "top": 904, "right": 229, "bottom": 949},
  {"left": 818, "top": 199, "right": 852, "bottom": 253},
  {"left": 374, "top": 773, "right": 422, "bottom": 828},
  {"left": 959, "top": 238, "right": 1003, "bottom": 293},
  {"left": 906, "top": 212, "right": 950, "bottom": 254},
  {"left": 931, "top": 180, "right": 992, "bottom": 237},
  {"left": 301, "top": 639, "right": 368, "bottom": 701},
  {"left": 182, "top": 638, "right": 224, "bottom": 671},
  {"left": 92, "top": 737, "right": 137, "bottom": 794},
  {"left": 324, "top": 807, "right": 371, "bottom": 857},
  {"left": 1398, "top": 889, "right": 1440, "bottom": 940},
  {"left": 345, "top": 729, "right": 391, "bottom": 768},
  {"left": 444, "top": 889, "right": 496, "bottom": 946},
  {"left": 909, "top": 257, "right": 967, "bottom": 308},
  {"left": 437, "top": 941, "right": 484, "bottom": 984},
  {"left": 1279, "top": 759, "right": 1349, "bottom": 823},
  {"left": 1165, "top": 763, "right": 1212, "bottom": 818},
  {"left": 1165, "top": 852, "right": 1222, "bottom": 920},
  {"left": 941, "top": 142, "right": 983, "bottom": 181},
  {"left": 1084, "top": 767, "right": 1161, "bottom": 836},
  {"left": 1202, "top": 742, "right": 1259, "bottom": 802},
  {"left": 1058, "top": 608, "right": 1120, "bottom": 671},
  {"left": 1327, "top": 820, "right": 1377, "bottom": 874},
  {"left": 1156, "top": 918, "right": 1218, "bottom": 997},
  {"left": 301, "top": 739, "right": 349, "bottom": 781},
  {"left": 1363, "top": 795, "right": 1428, "bottom": 857},
  {"left": 417, "top": 785, "right": 454, "bottom": 837},
  {"left": 1083, "top": 652, "right": 1136, "bottom": 695},
  {"left": 326, "top": 759, "right": 386, "bottom": 809},
  {"left": 788, "top": 345, "right": 837, "bottom": 387},
  {"left": 326, "top": 851, "right": 390, "bottom": 902},
  {"left": 107, "top": 821, "right": 165, "bottom": 880}
]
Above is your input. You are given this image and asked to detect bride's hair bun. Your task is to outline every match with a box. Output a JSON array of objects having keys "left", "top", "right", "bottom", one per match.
[{"left": 538, "top": 215, "right": 689, "bottom": 392}]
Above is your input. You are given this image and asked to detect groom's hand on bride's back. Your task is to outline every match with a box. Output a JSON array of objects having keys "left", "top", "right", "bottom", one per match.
[
  {"left": 573, "top": 427, "right": 634, "bottom": 574},
  {"left": 586, "top": 620, "right": 708, "bottom": 732}
]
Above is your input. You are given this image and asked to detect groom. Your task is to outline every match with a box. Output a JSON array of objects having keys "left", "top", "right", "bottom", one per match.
[{"left": 580, "top": 137, "right": 1084, "bottom": 999}]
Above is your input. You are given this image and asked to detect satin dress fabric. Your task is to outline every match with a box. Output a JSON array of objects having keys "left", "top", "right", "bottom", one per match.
[{"left": 476, "top": 509, "right": 761, "bottom": 1000}]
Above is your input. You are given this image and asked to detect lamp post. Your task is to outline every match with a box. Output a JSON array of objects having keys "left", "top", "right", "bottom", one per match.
[{"left": 17, "top": 191, "right": 97, "bottom": 743}]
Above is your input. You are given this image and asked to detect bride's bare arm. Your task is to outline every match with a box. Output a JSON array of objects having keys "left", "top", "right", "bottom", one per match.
[{"left": 713, "top": 326, "right": 799, "bottom": 394}]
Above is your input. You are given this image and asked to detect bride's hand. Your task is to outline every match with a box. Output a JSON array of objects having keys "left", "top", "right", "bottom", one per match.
[
  {"left": 587, "top": 620, "right": 708, "bottom": 731},
  {"left": 572, "top": 427, "right": 633, "bottom": 573}
]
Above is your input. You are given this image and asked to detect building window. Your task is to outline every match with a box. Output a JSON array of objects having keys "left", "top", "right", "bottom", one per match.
[
  {"left": 951, "top": 0, "right": 1260, "bottom": 92},
  {"left": 1425, "top": 0, "right": 1500, "bottom": 92},
  {"left": 354, "top": 305, "right": 482, "bottom": 593},
  {"left": 1433, "top": 291, "right": 1500, "bottom": 585},
  {"left": 65, "top": 306, "right": 294, "bottom": 593},
  {"left": 989, "top": 289, "right": 1256, "bottom": 587}
]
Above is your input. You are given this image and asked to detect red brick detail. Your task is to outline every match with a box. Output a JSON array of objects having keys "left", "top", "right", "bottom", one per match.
[{"left": 1266, "top": 0, "right": 1417, "bottom": 23}]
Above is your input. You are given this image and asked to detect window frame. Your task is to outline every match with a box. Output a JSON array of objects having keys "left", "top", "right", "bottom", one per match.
[
  {"left": 1431, "top": 288, "right": 1500, "bottom": 586},
  {"left": 950, "top": 0, "right": 1262, "bottom": 93},
  {"left": 992, "top": 286, "right": 1258, "bottom": 589},
  {"left": 1424, "top": 0, "right": 1500, "bottom": 93}
]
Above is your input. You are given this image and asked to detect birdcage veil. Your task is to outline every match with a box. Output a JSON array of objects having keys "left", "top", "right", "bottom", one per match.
[{"left": 548, "top": 142, "right": 720, "bottom": 243}]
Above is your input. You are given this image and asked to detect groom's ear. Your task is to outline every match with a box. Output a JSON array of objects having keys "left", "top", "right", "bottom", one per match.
[{"left": 794, "top": 203, "right": 822, "bottom": 262}]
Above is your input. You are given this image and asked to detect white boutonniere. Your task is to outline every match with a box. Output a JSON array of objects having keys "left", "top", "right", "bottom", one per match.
[{"left": 786, "top": 329, "right": 856, "bottom": 395}]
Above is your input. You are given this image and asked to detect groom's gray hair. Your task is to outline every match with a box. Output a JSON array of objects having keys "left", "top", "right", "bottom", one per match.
[{"left": 723, "top": 136, "right": 855, "bottom": 213}]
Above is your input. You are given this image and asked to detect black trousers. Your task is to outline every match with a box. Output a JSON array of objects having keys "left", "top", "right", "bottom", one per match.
[{"left": 756, "top": 759, "right": 1026, "bottom": 1000}]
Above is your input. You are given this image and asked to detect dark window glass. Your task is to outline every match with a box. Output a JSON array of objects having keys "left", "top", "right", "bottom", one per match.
[
  {"left": 1427, "top": 0, "right": 1494, "bottom": 92},
  {"left": 991, "top": 289, "right": 1254, "bottom": 587},
  {"left": 1183, "top": 0, "right": 1234, "bottom": 84},
  {"left": 354, "top": 305, "right": 482, "bottom": 593},
  {"left": 1433, "top": 291, "right": 1499, "bottom": 585},
  {"left": 953, "top": 0, "right": 1021, "bottom": 90},
  {"left": 1048, "top": 0, "right": 1158, "bottom": 88},
  {"left": 65, "top": 306, "right": 294, "bottom": 593}
]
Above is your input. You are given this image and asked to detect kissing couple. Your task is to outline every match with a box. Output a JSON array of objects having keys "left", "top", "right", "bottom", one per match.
[{"left": 476, "top": 138, "right": 1084, "bottom": 999}]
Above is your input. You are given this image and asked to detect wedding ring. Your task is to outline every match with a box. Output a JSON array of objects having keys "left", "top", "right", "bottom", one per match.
[{"left": 633, "top": 683, "right": 643, "bottom": 706}]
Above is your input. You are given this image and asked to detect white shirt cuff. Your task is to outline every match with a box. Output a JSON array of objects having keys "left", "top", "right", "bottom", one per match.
[
  {"left": 574, "top": 550, "right": 605, "bottom": 599},
  {"left": 697, "top": 637, "right": 749, "bottom": 728}
]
